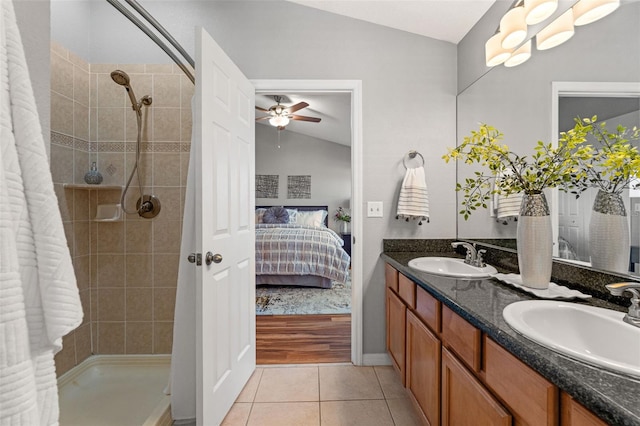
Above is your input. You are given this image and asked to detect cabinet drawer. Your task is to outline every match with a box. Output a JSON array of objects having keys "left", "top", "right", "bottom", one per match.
[
  {"left": 415, "top": 285, "right": 441, "bottom": 334},
  {"left": 398, "top": 273, "right": 416, "bottom": 309},
  {"left": 442, "top": 347, "right": 511, "bottom": 426},
  {"left": 561, "top": 393, "right": 607, "bottom": 426},
  {"left": 385, "top": 263, "right": 399, "bottom": 292},
  {"left": 441, "top": 305, "right": 481, "bottom": 372},
  {"left": 484, "top": 336, "right": 559, "bottom": 426}
]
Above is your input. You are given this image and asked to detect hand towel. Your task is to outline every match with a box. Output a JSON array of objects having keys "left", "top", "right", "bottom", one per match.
[
  {"left": 396, "top": 166, "right": 429, "bottom": 225},
  {"left": 492, "top": 172, "right": 522, "bottom": 224},
  {"left": 1, "top": 1, "right": 83, "bottom": 424}
]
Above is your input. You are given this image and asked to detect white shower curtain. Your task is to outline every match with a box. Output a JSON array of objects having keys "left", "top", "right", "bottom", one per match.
[
  {"left": 170, "top": 97, "right": 197, "bottom": 422},
  {"left": 0, "top": 1, "right": 83, "bottom": 424}
]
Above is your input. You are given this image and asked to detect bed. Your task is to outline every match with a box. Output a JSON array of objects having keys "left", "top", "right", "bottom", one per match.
[{"left": 255, "top": 205, "right": 351, "bottom": 289}]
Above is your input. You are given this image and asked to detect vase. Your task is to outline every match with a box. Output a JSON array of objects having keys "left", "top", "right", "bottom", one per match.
[
  {"left": 341, "top": 221, "right": 349, "bottom": 234},
  {"left": 517, "top": 192, "right": 552, "bottom": 289},
  {"left": 589, "top": 190, "right": 629, "bottom": 274},
  {"left": 84, "top": 161, "right": 103, "bottom": 185}
]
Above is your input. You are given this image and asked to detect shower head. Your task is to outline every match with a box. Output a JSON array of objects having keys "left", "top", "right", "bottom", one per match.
[{"left": 110, "top": 70, "right": 130, "bottom": 86}]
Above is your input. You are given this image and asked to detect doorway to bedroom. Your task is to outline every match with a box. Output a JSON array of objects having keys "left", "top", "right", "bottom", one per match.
[{"left": 253, "top": 83, "right": 358, "bottom": 364}]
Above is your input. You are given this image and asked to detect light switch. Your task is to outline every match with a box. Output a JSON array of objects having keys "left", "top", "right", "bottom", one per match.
[{"left": 367, "top": 201, "right": 383, "bottom": 218}]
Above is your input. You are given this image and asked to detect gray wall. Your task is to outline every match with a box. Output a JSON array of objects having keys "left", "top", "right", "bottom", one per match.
[
  {"left": 49, "top": 0, "right": 458, "bottom": 356},
  {"left": 255, "top": 125, "right": 351, "bottom": 235}
]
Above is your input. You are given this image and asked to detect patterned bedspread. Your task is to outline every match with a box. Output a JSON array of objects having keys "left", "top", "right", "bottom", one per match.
[{"left": 255, "top": 224, "right": 351, "bottom": 283}]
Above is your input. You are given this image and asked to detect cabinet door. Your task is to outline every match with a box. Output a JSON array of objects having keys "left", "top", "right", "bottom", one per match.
[
  {"left": 406, "top": 311, "right": 441, "bottom": 426},
  {"left": 561, "top": 393, "right": 608, "bottom": 426},
  {"left": 442, "top": 348, "right": 512, "bottom": 426},
  {"left": 386, "top": 287, "right": 406, "bottom": 384}
]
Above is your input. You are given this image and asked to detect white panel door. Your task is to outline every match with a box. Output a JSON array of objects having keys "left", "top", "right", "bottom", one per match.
[{"left": 195, "top": 27, "right": 255, "bottom": 426}]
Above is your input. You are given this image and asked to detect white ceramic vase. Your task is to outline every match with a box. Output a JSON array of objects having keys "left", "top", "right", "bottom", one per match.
[
  {"left": 589, "top": 190, "right": 630, "bottom": 274},
  {"left": 517, "top": 192, "right": 552, "bottom": 289},
  {"left": 341, "top": 221, "right": 349, "bottom": 234}
]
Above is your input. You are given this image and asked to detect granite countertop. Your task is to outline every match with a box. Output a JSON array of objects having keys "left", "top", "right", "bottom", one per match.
[{"left": 382, "top": 251, "right": 640, "bottom": 426}]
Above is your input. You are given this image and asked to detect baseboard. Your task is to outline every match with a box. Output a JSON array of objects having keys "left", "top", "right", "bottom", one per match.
[{"left": 362, "top": 353, "right": 391, "bottom": 366}]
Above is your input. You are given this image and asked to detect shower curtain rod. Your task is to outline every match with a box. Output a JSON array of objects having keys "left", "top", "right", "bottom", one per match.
[{"left": 106, "top": 0, "right": 195, "bottom": 84}]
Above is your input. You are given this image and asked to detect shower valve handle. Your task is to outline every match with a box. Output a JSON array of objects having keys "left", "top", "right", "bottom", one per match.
[{"left": 205, "top": 252, "right": 223, "bottom": 265}]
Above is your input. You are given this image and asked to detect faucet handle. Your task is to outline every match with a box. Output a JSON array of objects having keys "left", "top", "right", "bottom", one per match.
[
  {"left": 605, "top": 282, "right": 640, "bottom": 297},
  {"left": 476, "top": 249, "right": 487, "bottom": 268}
]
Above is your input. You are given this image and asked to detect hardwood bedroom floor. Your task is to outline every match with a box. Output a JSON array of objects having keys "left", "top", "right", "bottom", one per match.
[{"left": 256, "top": 314, "right": 351, "bottom": 364}]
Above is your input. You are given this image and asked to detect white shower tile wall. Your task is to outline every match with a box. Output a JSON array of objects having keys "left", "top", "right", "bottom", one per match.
[{"left": 50, "top": 41, "right": 194, "bottom": 376}]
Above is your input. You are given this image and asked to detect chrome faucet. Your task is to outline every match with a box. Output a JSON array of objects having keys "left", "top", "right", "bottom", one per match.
[
  {"left": 605, "top": 282, "right": 640, "bottom": 328},
  {"left": 451, "top": 242, "right": 486, "bottom": 268}
]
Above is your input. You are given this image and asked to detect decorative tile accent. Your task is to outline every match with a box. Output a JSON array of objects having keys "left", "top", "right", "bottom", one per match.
[
  {"left": 51, "top": 131, "right": 74, "bottom": 148},
  {"left": 256, "top": 175, "right": 279, "bottom": 199},
  {"left": 287, "top": 175, "right": 311, "bottom": 199}
]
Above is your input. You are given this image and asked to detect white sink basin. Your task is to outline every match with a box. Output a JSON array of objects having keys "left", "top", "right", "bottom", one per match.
[
  {"left": 408, "top": 257, "right": 497, "bottom": 278},
  {"left": 503, "top": 300, "right": 640, "bottom": 378}
]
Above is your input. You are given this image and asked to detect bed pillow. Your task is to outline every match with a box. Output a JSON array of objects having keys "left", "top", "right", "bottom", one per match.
[
  {"left": 255, "top": 208, "right": 267, "bottom": 224},
  {"left": 296, "top": 210, "right": 327, "bottom": 227},
  {"left": 262, "top": 206, "right": 290, "bottom": 224},
  {"left": 286, "top": 209, "right": 298, "bottom": 224}
]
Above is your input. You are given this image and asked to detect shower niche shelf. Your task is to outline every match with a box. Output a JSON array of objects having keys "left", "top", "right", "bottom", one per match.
[{"left": 63, "top": 183, "right": 123, "bottom": 191}]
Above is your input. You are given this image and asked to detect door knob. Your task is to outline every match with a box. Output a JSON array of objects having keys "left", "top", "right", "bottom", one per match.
[
  {"left": 205, "top": 252, "right": 223, "bottom": 265},
  {"left": 187, "top": 253, "right": 201, "bottom": 265}
]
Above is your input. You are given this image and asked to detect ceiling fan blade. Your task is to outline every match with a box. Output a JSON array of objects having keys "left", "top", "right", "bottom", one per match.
[
  {"left": 255, "top": 106, "right": 270, "bottom": 112},
  {"left": 255, "top": 116, "right": 270, "bottom": 121},
  {"left": 290, "top": 114, "right": 321, "bottom": 123},
  {"left": 286, "top": 102, "right": 309, "bottom": 114}
]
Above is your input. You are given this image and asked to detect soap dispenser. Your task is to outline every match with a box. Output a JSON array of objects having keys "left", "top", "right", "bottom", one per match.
[{"left": 84, "top": 161, "right": 103, "bottom": 185}]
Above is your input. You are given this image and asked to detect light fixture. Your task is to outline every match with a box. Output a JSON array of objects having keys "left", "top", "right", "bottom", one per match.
[
  {"left": 486, "top": 32, "right": 512, "bottom": 67},
  {"left": 524, "top": 0, "right": 558, "bottom": 25},
  {"left": 536, "top": 8, "right": 574, "bottom": 50},
  {"left": 573, "top": 0, "right": 620, "bottom": 26},
  {"left": 504, "top": 39, "right": 532, "bottom": 67},
  {"left": 269, "top": 115, "right": 290, "bottom": 127},
  {"left": 500, "top": 6, "right": 528, "bottom": 49}
]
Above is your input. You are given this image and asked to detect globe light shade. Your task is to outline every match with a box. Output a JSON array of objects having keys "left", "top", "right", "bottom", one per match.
[
  {"left": 269, "top": 115, "right": 290, "bottom": 127},
  {"left": 573, "top": 0, "right": 620, "bottom": 26},
  {"left": 504, "top": 40, "right": 532, "bottom": 67},
  {"left": 536, "top": 9, "right": 574, "bottom": 50},
  {"left": 500, "top": 6, "right": 528, "bottom": 49},
  {"left": 524, "top": 0, "right": 558, "bottom": 25},
  {"left": 485, "top": 32, "right": 512, "bottom": 67}
]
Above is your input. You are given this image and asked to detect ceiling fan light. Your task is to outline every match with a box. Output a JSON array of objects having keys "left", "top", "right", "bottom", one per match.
[
  {"left": 573, "top": 0, "right": 620, "bottom": 26},
  {"left": 500, "top": 6, "right": 527, "bottom": 49},
  {"left": 504, "top": 40, "right": 532, "bottom": 67},
  {"left": 269, "top": 115, "right": 290, "bottom": 127},
  {"left": 536, "top": 9, "right": 574, "bottom": 50},
  {"left": 524, "top": 0, "right": 558, "bottom": 25},
  {"left": 486, "top": 32, "right": 512, "bottom": 67}
]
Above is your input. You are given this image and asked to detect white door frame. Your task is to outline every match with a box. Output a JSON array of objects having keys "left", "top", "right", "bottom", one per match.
[{"left": 252, "top": 79, "right": 363, "bottom": 365}]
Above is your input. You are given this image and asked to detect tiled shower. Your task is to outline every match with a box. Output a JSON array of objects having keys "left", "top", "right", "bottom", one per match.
[{"left": 50, "top": 41, "right": 193, "bottom": 376}]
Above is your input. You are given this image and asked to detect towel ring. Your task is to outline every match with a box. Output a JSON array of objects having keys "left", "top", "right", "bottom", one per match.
[{"left": 403, "top": 150, "right": 425, "bottom": 169}]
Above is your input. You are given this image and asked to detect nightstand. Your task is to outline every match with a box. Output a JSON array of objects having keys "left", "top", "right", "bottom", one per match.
[{"left": 341, "top": 233, "right": 352, "bottom": 257}]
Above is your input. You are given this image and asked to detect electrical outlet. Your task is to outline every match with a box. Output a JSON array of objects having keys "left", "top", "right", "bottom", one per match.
[{"left": 367, "top": 201, "right": 383, "bottom": 218}]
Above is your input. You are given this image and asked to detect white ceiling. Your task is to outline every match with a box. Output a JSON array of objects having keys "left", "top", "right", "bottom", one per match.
[
  {"left": 260, "top": 1, "right": 496, "bottom": 146},
  {"left": 287, "top": 0, "right": 496, "bottom": 44}
]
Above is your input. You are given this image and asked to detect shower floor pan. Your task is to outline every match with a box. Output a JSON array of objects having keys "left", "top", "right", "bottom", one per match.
[{"left": 58, "top": 355, "right": 171, "bottom": 426}]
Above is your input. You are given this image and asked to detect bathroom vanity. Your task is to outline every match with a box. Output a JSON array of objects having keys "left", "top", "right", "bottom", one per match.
[{"left": 382, "top": 241, "right": 640, "bottom": 426}]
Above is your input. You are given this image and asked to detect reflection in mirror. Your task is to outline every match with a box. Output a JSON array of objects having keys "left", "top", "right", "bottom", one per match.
[
  {"left": 553, "top": 83, "right": 640, "bottom": 276},
  {"left": 456, "top": 1, "right": 640, "bottom": 277}
]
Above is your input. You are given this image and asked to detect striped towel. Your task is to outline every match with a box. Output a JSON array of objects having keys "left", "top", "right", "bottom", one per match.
[
  {"left": 492, "top": 172, "right": 522, "bottom": 223},
  {"left": 396, "top": 166, "right": 429, "bottom": 225}
]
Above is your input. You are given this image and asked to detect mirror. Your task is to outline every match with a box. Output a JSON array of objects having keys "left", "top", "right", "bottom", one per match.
[{"left": 456, "top": 1, "right": 640, "bottom": 276}]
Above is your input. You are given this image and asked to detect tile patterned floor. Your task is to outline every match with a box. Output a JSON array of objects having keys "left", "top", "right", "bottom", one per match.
[{"left": 222, "top": 365, "right": 424, "bottom": 426}]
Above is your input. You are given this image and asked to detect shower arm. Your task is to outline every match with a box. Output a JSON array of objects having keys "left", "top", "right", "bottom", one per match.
[{"left": 105, "top": 0, "right": 195, "bottom": 85}]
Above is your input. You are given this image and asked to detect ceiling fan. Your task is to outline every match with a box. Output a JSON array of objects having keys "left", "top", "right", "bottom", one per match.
[{"left": 256, "top": 95, "right": 321, "bottom": 130}]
